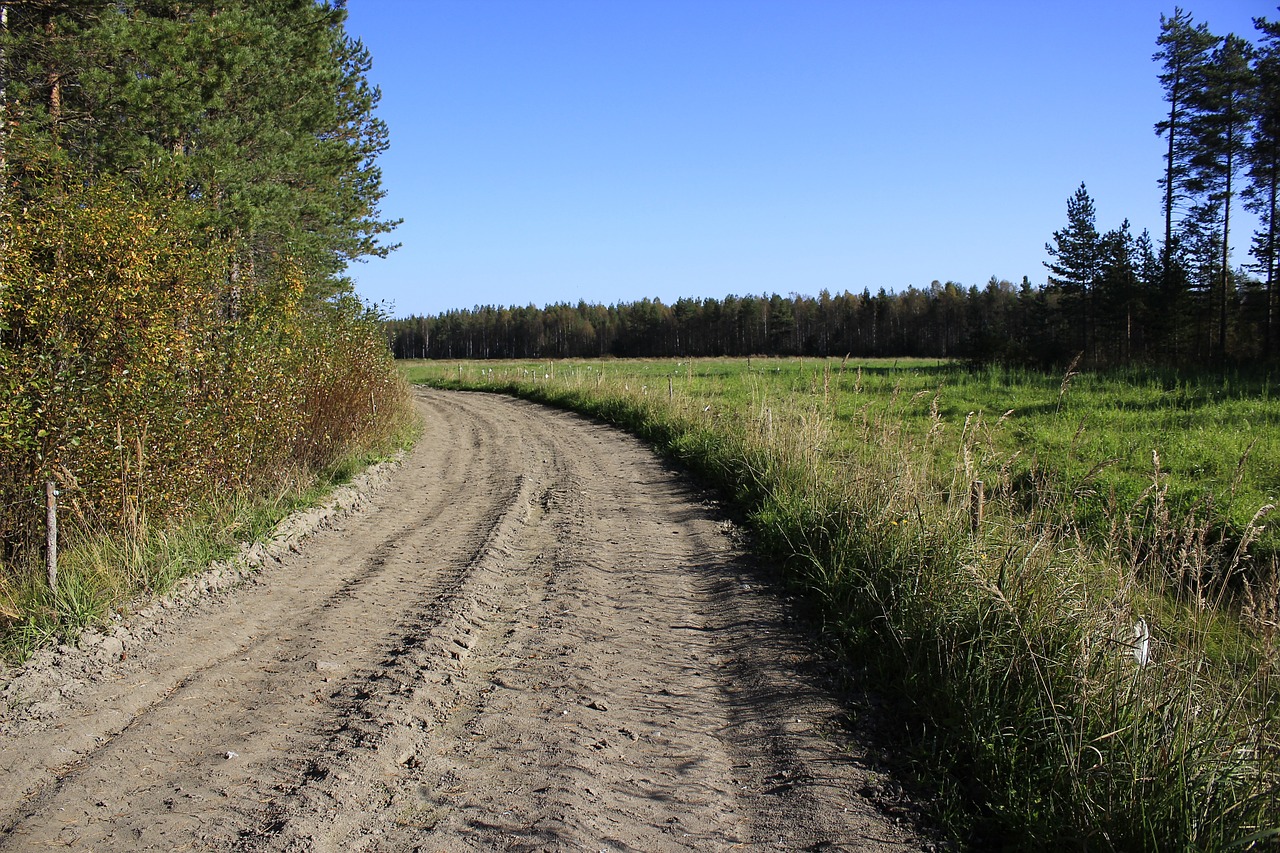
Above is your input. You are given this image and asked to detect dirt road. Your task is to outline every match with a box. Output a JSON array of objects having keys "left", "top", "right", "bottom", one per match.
[{"left": 0, "top": 389, "right": 924, "bottom": 851}]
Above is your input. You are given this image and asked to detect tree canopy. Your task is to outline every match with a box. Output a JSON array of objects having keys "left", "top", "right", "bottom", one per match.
[
  {"left": 1, "top": 0, "right": 397, "bottom": 297},
  {"left": 0, "top": 0, "right": 403, "bottom": 564}
]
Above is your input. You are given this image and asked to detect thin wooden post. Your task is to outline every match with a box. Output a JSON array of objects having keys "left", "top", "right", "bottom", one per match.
[
  {"left": 45, "top": 481, "right": 57, "bottom": 591},
  {"left": 970, "top": 479, "right": 985, "bottom": 534},
  {"left": 668, "top": 377, "right": 673, "bottom": 400}
]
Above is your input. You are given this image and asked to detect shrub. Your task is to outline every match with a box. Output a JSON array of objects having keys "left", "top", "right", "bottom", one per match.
[{"left": 0, "top": 175, "right": 412, "bottom": 644}]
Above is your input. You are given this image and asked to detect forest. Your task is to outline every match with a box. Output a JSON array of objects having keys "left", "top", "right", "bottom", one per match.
[
  {"left": 0, "top": 1, "right": 407, "bottom": 600},
  {"left": 387, "top": 8, "right": 1280, "bottom": 369}
]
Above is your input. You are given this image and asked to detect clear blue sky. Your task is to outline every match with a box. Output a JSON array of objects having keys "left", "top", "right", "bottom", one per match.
[{"left": 342, "top": 0, "right": 1270, "bottom": 318}]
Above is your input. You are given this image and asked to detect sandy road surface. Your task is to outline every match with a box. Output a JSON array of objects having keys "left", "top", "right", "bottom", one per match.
[{"left": 0, "top": 389, "right": 924, "bottom": 851}]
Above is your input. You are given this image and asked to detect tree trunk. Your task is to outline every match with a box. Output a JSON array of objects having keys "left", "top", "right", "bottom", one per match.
[
  {"left": 1221, "top": 139, "right": 1233, "bottom": 360},
  {"left": 45, "top": 18, "right": 60, "bottom": 136},
  {"left": 1268, "top": 167, "right": 1277, "bottom": 357},
  {"left": 0, "top": 4, "right": 8, "bottom": 201},
  {"left": 1165, "top": 90, "right": 1178, "bottom": 255}
]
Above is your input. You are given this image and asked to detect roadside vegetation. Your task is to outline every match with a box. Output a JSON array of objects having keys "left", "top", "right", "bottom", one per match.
[
  {"left": 0, "top": 2, "right": 412, "bottom": 660},
  {"left": 408, "top": 357, "right": 1279, "bottom": 851}
]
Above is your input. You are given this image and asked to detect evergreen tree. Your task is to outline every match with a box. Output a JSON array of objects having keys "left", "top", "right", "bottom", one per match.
[
  {"left": 1180, "top": 200, "right": 1225, "bottom": 358},
  {"left": 1155, "top": 9, "right": 1219, "bottom": 264},
  {"left": 1134, "top": 228, "right": 1162, "bottom": 358},
  {"left": 0, "top": 0, "right": 99, "bottom": 184},
  {"left": 1154, "top": 9, "right": 1218, "bottom": 358},
  {"left": 0, "top": 0, "right": 397, "bottom": 302},
  {"left": 1247, "top": 14, "right": 1280, "bottom": 356},
  {"left": 1097, "top": 220, "right": 1141, "bottom": 362},
  {"left": 1185, "top": 32, "right": 1255, "bottom": 358},
  {"left": 1045, "top": 183, "right": 1102, "bottom": 360}
]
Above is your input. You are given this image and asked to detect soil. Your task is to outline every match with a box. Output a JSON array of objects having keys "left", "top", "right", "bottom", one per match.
[{"left": 0, "top": 389, "right": 928, "bottom": 851}]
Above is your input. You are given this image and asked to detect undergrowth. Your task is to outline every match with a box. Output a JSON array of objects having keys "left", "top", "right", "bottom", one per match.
[
  {"left": 0, "top": 413, "right": 418, "bottom": 665},
  {"left": 408, "top": 357, "right": 1280, "bottom": 851},
  {"left": 0, "top": 173, "right": 419, "bottom": 657},
  {"left": 0, "top": 422, "right": 417, "bottom": 665}
]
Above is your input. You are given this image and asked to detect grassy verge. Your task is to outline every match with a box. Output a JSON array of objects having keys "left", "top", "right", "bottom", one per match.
[
  {"left": 0, "top": 381, "right": 419, "bottom": 666},
  {"left": 408, "top": 357, "right": 1279, "bottom": 851}
]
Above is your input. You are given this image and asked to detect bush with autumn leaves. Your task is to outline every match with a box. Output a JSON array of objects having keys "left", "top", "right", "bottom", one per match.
[
  {"left": 0, "top": 175, "right": 410, "bottom": 614},
  {"left": 0, "top": 1, "right": 410, "bottom": 639}
]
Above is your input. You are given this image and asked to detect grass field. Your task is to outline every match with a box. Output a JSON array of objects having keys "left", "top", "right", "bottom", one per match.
[
  {"left": 407, "top": 356, "right": 1280, "bottom": 851},
  {"left": 412, "top": 357, "right": 1280, "bottom": 557}
]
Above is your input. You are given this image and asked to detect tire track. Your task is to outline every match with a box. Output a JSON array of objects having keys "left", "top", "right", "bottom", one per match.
[
  {"left": 0, "top": 390, "right": 541, "bottom": 850},
  {"left": 0, "top": 389, "right": 926, "bottom": 852}
]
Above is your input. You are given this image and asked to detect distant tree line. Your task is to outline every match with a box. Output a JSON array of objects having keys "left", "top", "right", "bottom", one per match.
[
  {"left": 390, "top": 8, "right": 1280, "bottom": 367},
  {"left": 386, "top": 282, "right": 1080, "bottom": 364}
]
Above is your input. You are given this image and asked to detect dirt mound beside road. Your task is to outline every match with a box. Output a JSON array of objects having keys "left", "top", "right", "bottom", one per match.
[{"left": 0, "top": 389, "right": 925, "bottom": 851}]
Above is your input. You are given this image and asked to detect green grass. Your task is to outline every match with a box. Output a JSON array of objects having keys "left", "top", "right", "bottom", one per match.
[
  {"left": 411, "top": 358, "right": 1280, "bottom": 562},
  {"left": 406, "top": 356, "right": 1280, "bottom": 851}
]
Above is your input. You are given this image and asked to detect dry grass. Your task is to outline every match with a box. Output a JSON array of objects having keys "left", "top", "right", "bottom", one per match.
[{"left": 409, "top": 357, "right": 1280, "bottom": 850}]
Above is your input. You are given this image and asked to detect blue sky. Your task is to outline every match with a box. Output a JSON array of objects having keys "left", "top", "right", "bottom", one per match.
[{"left": 342, "top": 0, "right": 1270, "bottom": 318}]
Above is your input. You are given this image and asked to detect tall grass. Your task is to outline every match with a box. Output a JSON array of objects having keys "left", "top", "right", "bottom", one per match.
[{"left": 408, "top": 357, "right": 1280, "bottom": 850}]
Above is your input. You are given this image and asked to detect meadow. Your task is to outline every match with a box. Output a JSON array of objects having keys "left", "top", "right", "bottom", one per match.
[{"left": 406, "top": 356, "right": 1280, "bottom": 851}]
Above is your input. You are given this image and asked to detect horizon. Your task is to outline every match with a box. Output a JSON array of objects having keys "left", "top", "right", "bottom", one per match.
[{"left": 343, "top": 1, "right": 1269, "bottom": 319}]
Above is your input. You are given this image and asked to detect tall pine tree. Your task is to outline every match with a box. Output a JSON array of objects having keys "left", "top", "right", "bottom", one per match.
[
  {"left": 1155, "top": 9, "right": 1219, "bottom": 262},
  {"left": 1154, "top": 8, "right": 1219, "bottom": 359},
  {"left": 1185, "top": 32, "right": 1255, "bottom": 359},
  {"left": 1247, "top": 14, "right": 1280, "bottom": 357},
  {"left": 0, "top": 0, "right": 398, "bottom": 305}
]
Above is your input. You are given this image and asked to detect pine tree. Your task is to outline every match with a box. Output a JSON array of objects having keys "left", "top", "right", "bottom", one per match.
[
  {"left": 1247, "top": 15, "right": 1280, "bottom": 357},
  {"left": 0, "top": 1, "right": 99, "bottom": 185},
  {"left": 1134, "top": 228, "right": 1161, "bottom": 359},
  {"left": 1045, "top": 183, "right": 1102, "bottom": 360},
  {"left": 1154, "top": 9, "right": 1219, "bottom": 359},
  {"left": 1155, "top": 9, "right": 1219, "bottom": 262},
  {"left": 1185, "top": 32, "right": 1255, "bottom": 359},
  {"left": 1, "top": 0, "right": 397, "bottom": 304},
  {"left": 1180, "top": 201, "right": 1225, "bottom": 358},
  {"left": 1096, "top": 220, "right": 1142, "bottom": 362}
]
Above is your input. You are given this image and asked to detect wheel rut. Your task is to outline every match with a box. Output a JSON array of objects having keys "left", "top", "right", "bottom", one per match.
[{"left": 0, "top": 389, "right": 926, "bottom": 852}]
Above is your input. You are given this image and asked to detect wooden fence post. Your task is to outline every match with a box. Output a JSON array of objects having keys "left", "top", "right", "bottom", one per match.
[
  {"left": 45, "top": 480, "right": 57, "bottom": 591},
  {"left": 970, "top": 479, "right": 984, "bottom": 534}
]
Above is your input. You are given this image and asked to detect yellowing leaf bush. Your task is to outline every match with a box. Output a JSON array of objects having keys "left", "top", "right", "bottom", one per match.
[{"left": 0, "top": 176, "right": 410, "bottom": 586}]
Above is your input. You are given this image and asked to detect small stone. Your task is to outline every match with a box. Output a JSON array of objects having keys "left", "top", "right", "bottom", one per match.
[{"left": 97, "top": 636, "right": 125, "bottom": 663}]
